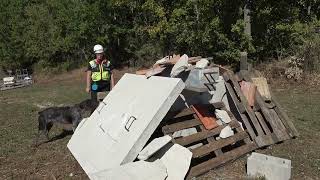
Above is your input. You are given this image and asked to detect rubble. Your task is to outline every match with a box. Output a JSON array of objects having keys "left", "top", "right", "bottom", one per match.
[
  {"left": 68, "top": 54, "right": 298, "bottom": 179},
  {"left": 219, "top": 126, "right": 234, "bottom": 139}
]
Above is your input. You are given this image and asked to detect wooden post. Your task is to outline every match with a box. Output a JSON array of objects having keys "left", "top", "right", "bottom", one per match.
[
  {"left": 240, "top": 51, "right": 248, "bottom": 71},
  {"left": 244, "top": 3, "right": 251, "bottom": 37}
]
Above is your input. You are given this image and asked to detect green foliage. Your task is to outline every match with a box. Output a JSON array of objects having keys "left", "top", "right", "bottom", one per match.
[{"left": 0, "top": 0, "right": 319, "bottom": 70}]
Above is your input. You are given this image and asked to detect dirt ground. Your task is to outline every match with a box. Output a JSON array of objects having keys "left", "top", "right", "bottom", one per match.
[{"left": 0, "top": 68, "right": 319, "bottom": 179}]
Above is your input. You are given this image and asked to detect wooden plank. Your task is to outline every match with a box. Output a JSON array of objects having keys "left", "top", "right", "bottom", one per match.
[
  {"left": 254, "top": 111, "right": 271, "bottom": 134},
  {"left": 175, "top": 121, "right": 240, "bottom": 146},
  {"left": 255, "top": 91, "right": 290, "bottom": 141},
  {"left": 225, "top": 81, "right": 245, "bottom": 113},
  {"left": 174, "top": 108, "right": 195, "bottom": 118},
  {"left": 226, "top": 72, "right": 265, "bottom": 137},
  {"left": 186, "top": 142, "right": 257, "bottom": 179},
  {"left": 211, "top": 102, "right": 225, "bottom": 109},
  {"left": 162, "top": 119, "right": 201, "bottom": 134},
  {"left": 272, "top": 98, "right": 299, "bottom": 137},
  {"left": 207, "top": 136, "right": 223, "bottom": 156},
  {"left": 191, "top": 131, "right": 249, "bottom": 158},
  {"left": 254, "top": 134, "right": 276, "bottom": 147},
  {"left": 268, "top": 109, "right": 291, "bottom": 141},
  {"left": 240, "top": 114, "right": 257, "bottom": 139},
  {"left": 225, "top": 81, "right": 255, "bottom": 139}
]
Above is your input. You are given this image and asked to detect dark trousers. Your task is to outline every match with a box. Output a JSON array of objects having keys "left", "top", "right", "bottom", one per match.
[{"left": 90, "top": 81, "right": 110, "bottom": 102}]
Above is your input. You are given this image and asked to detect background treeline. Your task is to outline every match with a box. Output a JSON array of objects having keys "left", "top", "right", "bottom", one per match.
[{"left": 0, "top": 0, "right": 319, "bottom": 72}]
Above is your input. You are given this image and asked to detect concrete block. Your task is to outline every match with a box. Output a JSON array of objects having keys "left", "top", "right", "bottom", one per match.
[
  {"left": 67, "top": 74, "right": 185, "bottom": 177},
  {"left": 90, "top": 160, "right": 167, "bottom": 180},
  {"left": 138, "top": 135, "right": 172, "bottom": 160},
  {"left": 215, "top": 109, "right": 232, "bottom": 124},
  {"left": 160, "top": 144, "right": 192, "bottom": 180},
  {"left": 219, "top": 125, "right": 234, "bottom": 138},
  {"left": 247, "top": 152, "right": 291, "bottom": 180}
]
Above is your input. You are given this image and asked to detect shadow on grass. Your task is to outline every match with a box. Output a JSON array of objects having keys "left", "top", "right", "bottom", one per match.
[{"left": 35, "top": 130, "right": 73, "bottom": 147}]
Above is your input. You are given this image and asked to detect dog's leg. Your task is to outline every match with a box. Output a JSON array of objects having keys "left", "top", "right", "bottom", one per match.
[
  {"left": 34, "top": 115, "right": 47, "bottom": 146},
  {"left": 45, "top": 122, "right": 53, "bottom": 140}
]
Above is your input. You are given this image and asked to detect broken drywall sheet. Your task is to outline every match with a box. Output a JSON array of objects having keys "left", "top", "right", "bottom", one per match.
[
  {"left": 170, "top": 54, "right": 189, "bottom": 77},
  {"left": 215, "top": 109, "right": 232, "bottom": 124},
  {"left": 219, "top": 125, "right": 234, "bottom": 139},
  {"left": 138, "top": 135, "right": 172, "bottom": 161},
  {"left": 90, "top": 160, "right": 167, "bottom": 180},
  {"left": 67, "top": 74, "right": 185, "bottom": 177},
  {"left": 172, "top": 127, "right": 197, "bottom": 138},
  {"left": 195, "top": 59, "right": 209, "bottom": 69},
  {"left": 247, "top": 152, "right": 291, "bottom": 180},
  {"left": 160, "top": 144, "right": 192, "bottom": 180}
]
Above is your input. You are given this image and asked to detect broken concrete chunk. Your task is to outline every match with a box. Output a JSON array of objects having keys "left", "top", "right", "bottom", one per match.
[
  {"left": 138, "top": 135, "right": 172, "bottom": 161},
  {"left": 209, "top": 76, "right": 230, "bottom": 110},
  {"left": 160, "top": 144, "right": 192, "bottom": 180},
  {"left": 90, "top": 160, "right": 167, "bottom": 180},
  {"left": 188, "top": 143, "right": 203, "bottom": 150},
  {"left": 215, "top": 109, "right": 232, "bottom": 124},
  {"left": 219, "top": 125, "right": 234, "bottom": 138},
  {"left": 172, "top": 127, "right": 197, "bottom": 138},
  {"left": 247, "top": 152, "right": 291, "bottom": 180},
  {"left": 195, "top": 59, "right": 209, "bottom": 69},
  {"left": 170, "top": 54, "right": 189, "bottom": 77}
]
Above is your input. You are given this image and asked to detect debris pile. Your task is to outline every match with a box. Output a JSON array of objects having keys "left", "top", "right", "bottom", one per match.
[
  {"left": 1, "top": 69, "right": 32, "bottom": 91},
  {"left": 67, "top": 54, "right": 297, "bottom": 179}
]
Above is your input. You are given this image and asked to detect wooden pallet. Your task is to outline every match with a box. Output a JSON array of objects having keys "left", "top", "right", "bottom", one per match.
[
  {"left": 162, "top": 103, "right": 257, "bottom": 179},
  {"left": 223, "top": 71, "right": 297, "bottom": 148}
]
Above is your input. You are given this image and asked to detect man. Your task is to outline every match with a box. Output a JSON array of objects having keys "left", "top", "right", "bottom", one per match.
[{"left": 86, "top": 44, "right": 115, "bottom": 101}]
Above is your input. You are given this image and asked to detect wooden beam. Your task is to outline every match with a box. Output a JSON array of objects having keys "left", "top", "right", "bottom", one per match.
[
  {"left": 186, "top": 142, "right": 257, "bottom": 179},
  {"left": 175, "top": 121, "right": 240, "bottom": 146},
  {"left": 191, "top": 131, "right": 249, "bottom": 158}
]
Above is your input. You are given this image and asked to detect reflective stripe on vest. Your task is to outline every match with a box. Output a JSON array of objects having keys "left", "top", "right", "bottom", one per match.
[{"left": 90, "top": 60, "right": 111, "bottom": 82}]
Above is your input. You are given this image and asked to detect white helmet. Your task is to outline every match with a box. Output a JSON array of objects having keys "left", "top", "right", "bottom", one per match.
[{"left": 93, "top": 44, "right": 104, "bottom": 54}]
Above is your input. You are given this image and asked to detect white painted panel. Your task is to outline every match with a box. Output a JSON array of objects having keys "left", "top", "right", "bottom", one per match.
[{"left": 67, "top": 73, "right": 185, "bottom": 178}]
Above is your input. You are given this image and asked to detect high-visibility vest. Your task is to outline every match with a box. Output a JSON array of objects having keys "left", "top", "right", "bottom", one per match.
[{"left": 89, "top": 60, "right": 111, "bottom": 82}]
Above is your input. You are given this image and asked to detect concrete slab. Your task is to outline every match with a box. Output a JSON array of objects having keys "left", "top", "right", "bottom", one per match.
[
  {"left": 67, "top": 74, "right": 185, "bottom": 177},
  {"left": 219, "top": 125, "right": 234, "bottom": 138},
  {"left": 247, "top": 152, "right": 291, "bottom": 180},
  {"left": 160, "top": 144, "right": 192, "bottom": 180},
  {"left": 215, "top": 109, "right": 232, "bottom": 124},
  {"left": 138, "top": 135, "right": 172, "bottom": 160},
  {"left": 90, "top": 160, "right": 167, "bottom": 180}
]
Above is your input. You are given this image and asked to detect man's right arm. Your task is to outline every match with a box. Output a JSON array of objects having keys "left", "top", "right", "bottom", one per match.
[{"left": 86, "top": 70, "right": 92, "bottom": 93}]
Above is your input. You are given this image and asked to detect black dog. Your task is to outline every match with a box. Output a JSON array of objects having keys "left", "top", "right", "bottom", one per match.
[{"left": 35, "top": 99, "right": 99, "bottom": 145}]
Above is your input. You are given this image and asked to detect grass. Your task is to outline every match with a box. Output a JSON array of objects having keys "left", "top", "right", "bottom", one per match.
[{"left": 0, "top": 71, "right": 319, "bottom": 179}]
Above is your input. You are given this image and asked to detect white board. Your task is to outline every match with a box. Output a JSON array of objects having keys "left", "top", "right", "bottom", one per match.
[{"left": 67, "top": 73, "right": 185, "bottom": 178}]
